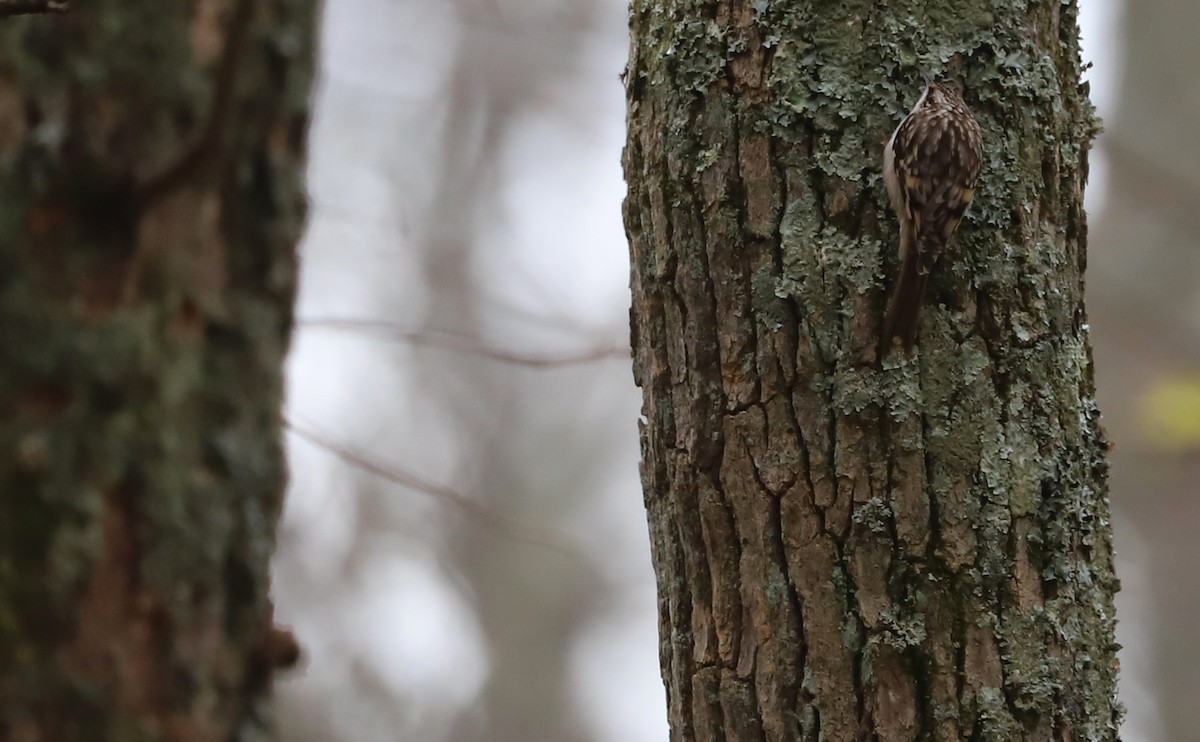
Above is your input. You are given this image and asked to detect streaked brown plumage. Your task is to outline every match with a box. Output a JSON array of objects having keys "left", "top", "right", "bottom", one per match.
[{"left": 881, "top": 80, "right": 983, "bottom": 353}]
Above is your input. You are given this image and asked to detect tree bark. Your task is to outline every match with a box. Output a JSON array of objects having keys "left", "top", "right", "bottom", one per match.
[
  {"left": 0, "top": 1, "right": 311, "bottom": 739},
  {"left": 623, "top": 2, "right": 1119, "bottom": 740}
]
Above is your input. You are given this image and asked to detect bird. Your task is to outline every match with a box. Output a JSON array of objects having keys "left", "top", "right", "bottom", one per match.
[{"left": 881, "top": 76, "right": 984, "bottom": 353}]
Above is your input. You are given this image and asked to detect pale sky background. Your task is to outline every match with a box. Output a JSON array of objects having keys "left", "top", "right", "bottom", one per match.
[{"left": 277, "top": 2, "right": 1134, "bottom": 740}]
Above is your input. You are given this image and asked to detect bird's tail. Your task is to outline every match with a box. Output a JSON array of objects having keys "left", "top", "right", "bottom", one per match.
[{"left": 880, "top": 242, "right": 932, "bottom": 356}]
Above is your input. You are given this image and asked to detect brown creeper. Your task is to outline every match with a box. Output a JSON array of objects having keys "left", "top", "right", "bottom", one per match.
[{"left": 881, "top": 78, "right": 983, "bottom": 353}]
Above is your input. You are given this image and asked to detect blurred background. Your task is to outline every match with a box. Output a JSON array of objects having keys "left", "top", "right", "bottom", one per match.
[{"left": 273, "top": 1, "right": 1199, "bottom": 740}]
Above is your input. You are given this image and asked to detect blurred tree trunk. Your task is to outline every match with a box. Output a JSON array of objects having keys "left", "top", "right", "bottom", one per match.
[
  {"left": 623, "top": 2, "right": 1119, "bottom": 740},
  {"left": 1089, "top": 0, "right": 1200, "bottom": 737},
  {"left": 0, "top": 1, "right": 311, "bottom": 739}
]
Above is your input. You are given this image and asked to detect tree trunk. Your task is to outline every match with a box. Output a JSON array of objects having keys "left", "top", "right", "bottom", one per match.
[
  {"left": 0, "top": 1, "right": 312, "bottom": 739},
  {"left": 623, "top": 2, "right": 1120, "bottom": 740}
]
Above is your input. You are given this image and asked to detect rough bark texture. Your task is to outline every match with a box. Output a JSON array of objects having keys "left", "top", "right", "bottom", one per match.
[
  {"left": 623, "top": 2, "right": 1119, "bottom": 740},
  {"left": 0, "top": 0, "right": 311, "bottom": 739}
]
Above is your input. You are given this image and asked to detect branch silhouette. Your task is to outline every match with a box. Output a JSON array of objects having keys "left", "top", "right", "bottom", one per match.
[
  {"left": 285, "top": 417, "right": 584, "bottom": 558},
  {"left": 0, "top": 0, "right": 66, "bottom": 16},
  {"left": 296, "top": 318, "right": 629, "bottom": 368}
]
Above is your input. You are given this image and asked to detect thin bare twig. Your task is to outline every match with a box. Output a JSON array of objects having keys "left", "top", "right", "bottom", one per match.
[
  {"left": 0, "top": 0, "right": 67, "bottom": 17},
  {"left": 285, "top": 417, "right": 582, "bottom": 557},
  {"left": 296, "top": 317, "right": 630, "bottom": 368}
]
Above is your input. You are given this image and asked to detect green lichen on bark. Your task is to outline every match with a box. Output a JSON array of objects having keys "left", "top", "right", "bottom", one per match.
[
  {"left": 0, "top": 0, "right": 312, "bottom": 738},
  {"left": 625, "top": 0, "right": 1117, "bottom": 740}
]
